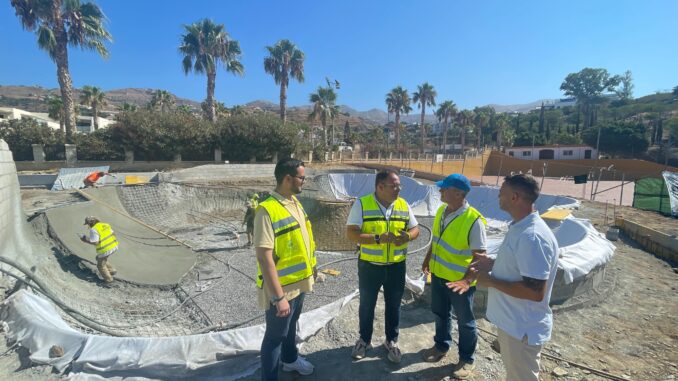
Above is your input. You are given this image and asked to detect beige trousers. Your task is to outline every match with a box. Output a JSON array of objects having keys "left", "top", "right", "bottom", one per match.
[
  {"left": 497, "top": 328, "right": 543, "bottom": 381},
  {"left": 96, "top": 256, "right": 116, "bottom": 283}
]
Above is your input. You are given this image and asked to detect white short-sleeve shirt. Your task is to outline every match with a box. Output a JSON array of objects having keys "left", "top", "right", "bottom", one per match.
[
  {"left": 486, "top": 212, "right": 559, "bottom": 345},
  {"left": 346, "top": 195, "right": 418, "bottom": 229}
]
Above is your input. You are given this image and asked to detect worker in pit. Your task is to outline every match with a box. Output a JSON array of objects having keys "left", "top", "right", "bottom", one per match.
[
  {"left": 243, "top": 193, "right": 259, "bottom": 245},
  {"left": 83, "top": 171, "right": 110, "bottom": 188},
  {"left": 80, "top": 216, "right": 119, "bottom": 286}
]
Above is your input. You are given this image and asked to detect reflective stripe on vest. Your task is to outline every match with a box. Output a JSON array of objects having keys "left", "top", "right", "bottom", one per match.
[
  {"left": 256, "top": 195, "right": 316, "bottom": 288},
  {"left": 358, "top": 193, "right": 410, "bottom": 264},
  {"left": 93, "top": 222, "right": 118, "bottom": 255},
  {"left": 430, "top": 204, "right": 486, "bottom": 282}
]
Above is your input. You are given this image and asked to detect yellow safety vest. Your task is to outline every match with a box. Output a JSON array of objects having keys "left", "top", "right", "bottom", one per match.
[
  {"left": 92, "top": 222, "right": 119, "bottom": 255},
  {"left": 256, "top": 195, "right": 316, "bottom": 288},
  {"left": 430, "top": 205, "right": 486, "bottom": 283},
  {"left": 359, "top": 194, "right": 410, "bottom": 263}
]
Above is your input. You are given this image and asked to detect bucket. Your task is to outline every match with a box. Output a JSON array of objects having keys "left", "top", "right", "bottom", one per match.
[{"left": 606, "top": 227, "right": 620, "bottom": 241}]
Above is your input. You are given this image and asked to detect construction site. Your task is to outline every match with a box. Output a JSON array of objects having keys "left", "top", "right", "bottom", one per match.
[{"left": 0, "top": 143, "right": 676, "bottom": 381}]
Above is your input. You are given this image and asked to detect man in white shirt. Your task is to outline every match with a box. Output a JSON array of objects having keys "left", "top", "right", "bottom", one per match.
[{"left": 464, "top": 174, "right": 559, "bottom": 381}]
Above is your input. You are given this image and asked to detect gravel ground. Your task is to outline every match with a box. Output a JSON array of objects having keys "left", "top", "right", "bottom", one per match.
[{"left": 2, "top": 183, "right": 676, "bottom": 380}]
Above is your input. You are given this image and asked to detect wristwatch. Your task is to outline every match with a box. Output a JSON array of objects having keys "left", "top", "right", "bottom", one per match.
[
  {"left": 270, "top": 295, "right": 285, "bottom": 305},
  {"left": 374, "top": 234, "right": 381, "bottom": 244}
]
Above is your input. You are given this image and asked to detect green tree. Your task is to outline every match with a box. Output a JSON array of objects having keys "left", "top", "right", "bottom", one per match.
[
  {"left": 615, "top": 70, "right": 634, "bottom": 101},
  {"left": 473, "top": 106, "right": 493, "bottom": 149},
  {"left": 435, "top": 100, "right": 457, "bottom": 153},
  {"left": 309, "top": 86, "right": 337, "bottom": 147},
  {"left": 560, "top": 68, "right": 621, "bottom": 130},
  {"left": 179, "top": 19, "right": 243, "bottom": 122},
  {"left": 456, "top": 109, "right": 474, "bottom": 151},
  {"left": 11, "top": 0, "right": 112, "bottom": 142},
  {"left": 149, "top": 90, "right": 175, "bottom": 112},
  {"left": 582, "top": 121, "right": 648, "bottom": 157},
  {"left": 118, "top": 102, "right": 138, "bottom": 112},
  {"left": 666, "top": 118, "right": 678, "bottom": 141},
  {"left": 672, "top": 86, "right": 678, "bottom": 97},
  {"left": 47, "top": 95, "right": 64, "bottom": 132},
  {"left": 412, "top": 82, "right": 437, "bottom": 152},
  {"left": 79, "top": 85, "right": 106, "bottom": 130},
  {"left": 385, "top": 86, "right": 412, "bottom": 150},
  {"left": 264, "top": 39, "right": 305, "bottom": 123}
]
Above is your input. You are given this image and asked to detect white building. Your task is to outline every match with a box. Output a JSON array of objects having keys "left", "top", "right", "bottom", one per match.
[
  {"left": 504, "top": 145, "right": 597, "bottom": 160},
  {"left": 0, "top": 107, "right": 113, "bottom": 133}
]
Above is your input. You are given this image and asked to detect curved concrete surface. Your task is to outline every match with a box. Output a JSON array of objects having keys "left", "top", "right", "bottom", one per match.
[{"left": 45, "top": 199, "right": 197, "bottom": 286}]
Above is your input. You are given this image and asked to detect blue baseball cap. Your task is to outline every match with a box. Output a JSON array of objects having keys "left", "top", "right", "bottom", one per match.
[{"left": 436, "top": 173, "right": 471, "bottom": 192}]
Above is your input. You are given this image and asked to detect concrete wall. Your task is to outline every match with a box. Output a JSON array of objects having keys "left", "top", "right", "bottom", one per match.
[
  {"left": 15, "top": 160, "right": 230, "bottom": 172},
  {"left": 0, "top": 139, "right": 35, "bottom": 264}
]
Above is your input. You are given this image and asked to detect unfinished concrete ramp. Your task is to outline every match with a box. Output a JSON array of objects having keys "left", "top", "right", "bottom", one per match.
[{"left": 45, "top": 200, "right": 196, "bottom": 286}]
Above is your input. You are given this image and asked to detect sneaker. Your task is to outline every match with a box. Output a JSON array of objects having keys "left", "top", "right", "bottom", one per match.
[
  {"left": 383, "top": 339, "right": 402, "bottom": 363},
  {"left": 351, "top": 338, "right": 371, "bottom": 360},
  {"left": 422, "top": 345, "right": 447, "bottom": 362},
  {"left": 451, "top": 360, "right": 475, "bottom": 380},
  {"left": 282, "top": 356, "right": 314, "bottom": 376}
]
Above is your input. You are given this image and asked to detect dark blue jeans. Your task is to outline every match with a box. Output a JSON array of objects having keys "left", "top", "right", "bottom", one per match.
[
  {"left": 358, "top": 260, "right": 406, "bottom": 344},
  {"left": 430, "top": 274, "right": 477, "bottom": 363},
  {"left": 260, "top": 292, "right": 305, "bottom": 381}
]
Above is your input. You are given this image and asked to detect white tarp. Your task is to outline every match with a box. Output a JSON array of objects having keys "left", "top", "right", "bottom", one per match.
[
  {"left": 326, "top": 173, "right": 580, "bottom": 218},
  {"left": 661, "top": 171, "right": 678, "bottom": 217},
  {"left": 485, "top": 218, "right": 615, "bottom": 283},
  {"left": 1, "top": 289, "right": 358, "bottom": 380}
]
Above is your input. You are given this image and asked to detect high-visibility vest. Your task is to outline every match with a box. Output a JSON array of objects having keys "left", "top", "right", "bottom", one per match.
[
  {"left": 92, "top": 222, "right": 119, "bottom": 255},
  {"left": 430, "top": 204, "right": 486, "bottom": 283},
  {"left": 86, "top": 172, "right": 103, "bottom": 183},
  {"left": 358, "top": 193, "right": 410, "bottom": 264},
  {"left": 256, "top": 195, "right": 316, "bottom": 288}
]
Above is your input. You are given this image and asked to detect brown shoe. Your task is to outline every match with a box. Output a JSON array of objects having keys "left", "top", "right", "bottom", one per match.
[
  {"left": 422, "top": 345, "right": 447, "bottom": 362},
  {"left": 452, "top": 360, "right": 475, "bottom": 380}
]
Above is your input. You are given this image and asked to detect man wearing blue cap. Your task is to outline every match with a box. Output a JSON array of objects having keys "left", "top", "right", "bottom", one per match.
[{"left": 421, "top": 173, "right": 487, "bottom": 380}]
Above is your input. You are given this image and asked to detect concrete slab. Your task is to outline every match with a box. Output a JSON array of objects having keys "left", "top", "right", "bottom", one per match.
[{"left": 45, "top": 200, "right": 197, "bottom": 286}]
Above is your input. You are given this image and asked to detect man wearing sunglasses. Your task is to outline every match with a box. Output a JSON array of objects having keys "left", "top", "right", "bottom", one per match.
[
  {"left": 346, "top": 170, "right": 420, "bottom": 363},
  {"left": 254, "top": 158, "right": 316, "bottom": 381}
]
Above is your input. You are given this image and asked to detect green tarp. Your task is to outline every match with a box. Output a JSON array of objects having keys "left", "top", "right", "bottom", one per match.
[{"left": 633, "top": 178, "right": 672, "bottom": 215}]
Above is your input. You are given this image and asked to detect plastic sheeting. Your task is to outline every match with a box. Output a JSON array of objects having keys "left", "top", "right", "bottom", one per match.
[
  {"left": 662, "top": 171, "right": 678, "bottom": 217},
  {"left": 326, "top": 173, "right": 580, "bottom": 218},
  {"left": 2, "top": 289, "right": 359, "bottom": 380},
  {"left": 484, "top": 218, "right": 615, "bottom": 284}
]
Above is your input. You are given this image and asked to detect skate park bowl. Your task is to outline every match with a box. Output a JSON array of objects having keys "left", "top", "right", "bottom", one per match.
[{"left": 0, "top": 143, "right": 615, "bottom": 379}]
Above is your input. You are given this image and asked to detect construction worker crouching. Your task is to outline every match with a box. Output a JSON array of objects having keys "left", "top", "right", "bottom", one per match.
[
  {"left": 80, "top": 216, "right": 119, "bottom": 286},
  {"left": 83, "top": 171, "right": 109, "bottom": 188}
]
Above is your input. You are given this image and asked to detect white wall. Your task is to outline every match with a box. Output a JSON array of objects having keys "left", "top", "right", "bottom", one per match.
[{"left": 505, "top": 146, "right": 597, "bottom": 160}]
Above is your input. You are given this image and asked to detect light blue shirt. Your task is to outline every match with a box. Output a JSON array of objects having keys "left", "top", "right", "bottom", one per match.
[{"left": 486, "top": 212, "right": 559, "bottom": 345}]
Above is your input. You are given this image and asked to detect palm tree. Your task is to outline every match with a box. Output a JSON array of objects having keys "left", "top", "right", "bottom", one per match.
[
  {"left": 456, "top": 109, "right": 475, "bottom": 151},
  {"left": 435, "top": 101, "right": 457, "bottom": 153},
  {"left": 179, "top": 19, "right": 243, "bottom": 122},
  {"left": 80, "top": 86, "right": 106, "bottom": 130},
  {"left": 149, "top": 90, "right": 175, "bottom": 112},
  {"left": 473, "top": 106, "right": 492, "bottom": 149},
  {"left": 412, "top": 83, "right": 437, "bottom": 152},
  {"left": 386, "top": 86, "right": 412, "bottom": 150},
  {"left": 47, "top": 96, "right": 64, "bottom": 132},
  {"left": 264, "top": 39, "right": 305, "bottom": 123},
  {"left": 495, "top": 113, "right": 511, "bottom": 147},
  {"left": 309, "top": 86, "right": 338, "bottom": 147},
  {"left": 11, "top": 0, "right": 112, "bottom": 141}
]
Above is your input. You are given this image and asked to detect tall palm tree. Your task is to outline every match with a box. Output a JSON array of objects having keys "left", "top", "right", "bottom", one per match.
[
  {"left": 456, "top": 109, "right": 475, "bottom": 151},
  {"left": 308, "top": 86, "right": 338, "bottom": 147},
  {"left": 80, "top": 85, "right": 106, "bottom": 130},
  {"left": 412, "top": 82, "right": 437, "bottom": 152},
  {"left": 473, "top": 106, "right": 492, "bottom": 149},
  {"left": 435, "top": 101, "right": 457, "bottom": 153},
  {"left": 495, "top": 113, "right": 511, "bottom": 147},
  {"left": 179, "top": 19, "right": 243, "bottom": 122},
  {"left": 47, "top": 95, "right": 64, "bottom": 132},
  {"left": 385, "top": 86, "right": 412, "bottom": 150},
  {"left": 149, "top": 90, "right": 175, "bottom": 112},
  {"left": 264, "top": 39, "right": 305, "bottom": 123},
  {"left": 11, "top": 0, "right": 112, "bottom": 141}
]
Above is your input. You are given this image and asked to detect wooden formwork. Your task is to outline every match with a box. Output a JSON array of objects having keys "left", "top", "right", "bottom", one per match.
[{"left": 615, "top": 217, "right": 678, "bottom": 263}]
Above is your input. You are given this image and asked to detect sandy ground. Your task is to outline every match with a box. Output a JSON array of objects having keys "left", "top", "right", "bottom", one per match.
[{"left": 1, "top": 187, "right": 676, "bottom": 380}]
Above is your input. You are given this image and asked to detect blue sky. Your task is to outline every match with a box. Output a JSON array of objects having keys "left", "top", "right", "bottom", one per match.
[{"left": 1, "top": 0, "right": 676, "bottom": 111}]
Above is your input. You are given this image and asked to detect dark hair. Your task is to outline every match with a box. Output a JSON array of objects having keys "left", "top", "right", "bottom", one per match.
[
  {"left": 375, "top": 170, "right": 398, "bottom": 187},
  {"left": 274, "top": 158, "right": 304, "bottom": 185},
  {"left": 503, "top": 174, "right": 540, "bottom": 203}
]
